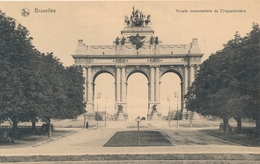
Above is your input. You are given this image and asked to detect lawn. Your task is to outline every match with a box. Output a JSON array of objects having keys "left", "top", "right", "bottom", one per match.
[
  {"left": 103, "top": 131, "right": 172, "bottom": 147},
  {"left": 0, "top": 127, "right": 75, "bottom": 148},
  {"left": 200, "top": 129, "right": 260, "bottom": 147}
]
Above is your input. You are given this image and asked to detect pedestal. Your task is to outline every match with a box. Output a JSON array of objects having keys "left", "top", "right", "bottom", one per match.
[
  {"left": 150, "top": 110, "right": 159, "bottom": 120},
  {"left": 116, "top": 111, "right": 125, "bottom": 121}
]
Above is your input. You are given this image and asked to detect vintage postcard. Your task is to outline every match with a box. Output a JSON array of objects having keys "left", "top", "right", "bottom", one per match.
[{"left": 0, "top": 1, "right": 259, "bottom": 163}]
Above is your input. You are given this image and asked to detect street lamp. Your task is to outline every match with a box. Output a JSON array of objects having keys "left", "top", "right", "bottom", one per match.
[
  {"left": 174, "top": 92, "right": 179, "bottom": 127},
  {"left": 167, "top": 97, "right": 170, "bottom": 127},
  {"left": 96, "top": 92, "right": 101, "bottom": 128},
  {"left": 105, "top": 97, "right": 108, "bottom": 126},
  {"left": 135, "top": 116, "right": 142, "bottom": 145}
]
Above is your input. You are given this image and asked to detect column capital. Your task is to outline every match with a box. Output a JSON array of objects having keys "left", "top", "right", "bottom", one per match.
[{"left": 87, "top": 65, "right": 92, "bottom": 68}]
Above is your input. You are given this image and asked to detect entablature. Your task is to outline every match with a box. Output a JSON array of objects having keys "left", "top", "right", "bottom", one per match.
[{"left": 73, "top": 53, "right": 203, "bottom": 66}]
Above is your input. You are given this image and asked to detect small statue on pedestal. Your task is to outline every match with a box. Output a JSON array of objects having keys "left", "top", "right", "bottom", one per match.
[{"left": 115, "top": 36, "right": 120, "bottom": 45}]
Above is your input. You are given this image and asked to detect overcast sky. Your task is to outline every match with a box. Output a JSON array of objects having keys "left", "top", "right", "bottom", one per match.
[{"left": 1, "top": 1, "right": 259, "bottom": 119}]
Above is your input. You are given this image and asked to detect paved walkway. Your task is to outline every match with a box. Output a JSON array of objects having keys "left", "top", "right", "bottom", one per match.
[{"left": 1, "top": 120, "right": 260, "bottom": 156}]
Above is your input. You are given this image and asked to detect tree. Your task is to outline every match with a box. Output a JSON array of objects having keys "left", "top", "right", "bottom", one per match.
[
  {"left": 0, "top": 10, "right": 39, "bottom": 133},
  {"left": 186, "top": 23, "right": 260, "bottom": 134},
  {"left": 65, "top": 66, "right": 86, "bottom": 119}
]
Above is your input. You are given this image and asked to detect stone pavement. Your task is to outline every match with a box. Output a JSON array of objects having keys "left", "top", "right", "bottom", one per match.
[{"left": 0, "top": 120, "right": 260, "bottom": 157}]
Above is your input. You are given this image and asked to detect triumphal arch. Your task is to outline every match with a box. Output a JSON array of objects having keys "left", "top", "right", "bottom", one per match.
[{"left": 72, "top": 8, "right": 203, "bottom": 121}]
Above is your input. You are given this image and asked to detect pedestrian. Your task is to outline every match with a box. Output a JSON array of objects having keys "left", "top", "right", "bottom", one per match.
[{"left": 86, "top": 121, "right": 89, "bottom": 129}]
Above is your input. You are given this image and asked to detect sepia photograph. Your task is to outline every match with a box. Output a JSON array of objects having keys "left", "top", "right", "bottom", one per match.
[{"left": 0, "top": 1, "right": 259, "bottom": 163}]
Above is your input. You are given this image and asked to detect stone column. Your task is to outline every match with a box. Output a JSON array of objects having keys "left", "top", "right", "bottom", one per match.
[
  {"left": 121, "top": 66, "right": 127, "bottom": 119},
  {"left": 184, "top": 65, "right": 189, "bottom": 93},
  {"left": 155, "top": 66, "right": 160, "bottom": 101},
  {"left": 155, "top": 66, "right": 161, "bottom": 117},
  {"left": 85, "top": 66, "right": 95, "bottom": 121},
  {"left": 183, "top": 65, "right": 189, "bottom": 119},
  {"left": 150, "top": 66, "right": 155, "bottom": 102},
  {"left": 189, "top": 65, "right": 195, "bottom": 87},
  {"left": 116, "top": 66, "right": 121, "bottom": 102},
  {"left": 82, "top": 66, "right": 87, "bottom": 127},
  {"left": 121, "top": 66, "right": 126, "bottom": 102},
  {"left": 82, "top": 67, "right": 87, "bottom": 103},
  {"left": 87, "top": 66, "right": 93, "bottom": 103},
  {"left": 147, "top": 81, "right": 151, "bottom": 119},
  {"left": 114, "top": 81, "right": 117, "bottom": 118},
  {"left": 181, "top": 81, "right": 185, "bottom": 114}
]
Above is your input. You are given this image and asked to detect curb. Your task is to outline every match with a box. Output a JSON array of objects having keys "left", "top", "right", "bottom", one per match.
[{"left": 31, "top": 128, "right": 82, "bottom": 147}]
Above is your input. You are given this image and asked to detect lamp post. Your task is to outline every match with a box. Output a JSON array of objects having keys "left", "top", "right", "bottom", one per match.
[
  {"left": 105, "top": 97, "right": 108, "bottom": 126},
  {"left": 96, "top": 92, "right": 101, "bottom": 128},
  {"left": 135, "top": 116, "right": 142, "bottom": 145},
  {"left": 174, "top": 92, "right": 179, "bottom": 127},
  {"left": 167, "top": 97, "right": 170, "bottom": 127},
  {"left": 83, "top": 101, "right": 87, "bottom": 129}
]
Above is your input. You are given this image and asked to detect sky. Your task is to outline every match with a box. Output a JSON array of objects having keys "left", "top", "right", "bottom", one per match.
[{"left": 1, "top": 1, "right": 259, "bottom": 120}]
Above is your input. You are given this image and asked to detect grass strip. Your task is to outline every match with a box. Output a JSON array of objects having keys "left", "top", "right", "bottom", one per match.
[{"left": 199, "top": 129, "right": 260, "bottom": 147}]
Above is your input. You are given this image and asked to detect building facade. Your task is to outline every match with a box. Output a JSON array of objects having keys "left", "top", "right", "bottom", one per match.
[{"left": 72, "top": 8, "right": 203, "bottom": 121}]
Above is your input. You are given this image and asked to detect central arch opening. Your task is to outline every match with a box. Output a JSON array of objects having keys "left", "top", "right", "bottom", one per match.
[{"left": 127, "top": 73, "right": 148, "bottom": 120}]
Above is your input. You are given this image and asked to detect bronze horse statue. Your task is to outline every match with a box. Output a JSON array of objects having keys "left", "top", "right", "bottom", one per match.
[
  {"left": 145, "top": 15, "right": 151, "bottom": 26},
  {"left": 124, "top": 15, "right": 130, "bottom": 27}
]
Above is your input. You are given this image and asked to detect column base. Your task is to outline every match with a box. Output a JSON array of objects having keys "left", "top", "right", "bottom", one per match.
[
  {"left": 149, "top": 110, "right": 160, "bottom": 120},
  {"left": 116, "top": 111, "right": 125, "bottom": 121},
  {"left": 123, "top": 113, "right": 128, "bottom": 120}
]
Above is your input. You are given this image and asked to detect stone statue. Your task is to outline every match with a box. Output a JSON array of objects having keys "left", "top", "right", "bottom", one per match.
[
  {"left": 145, "top": 14, "right": 151, "bottom": 26},
  {"left": 118, "top": 104, "right": 123, "bottom": 112},
  {"left": 121, "top": 36, "right": 126, "bottom": 45},
  {"left": 115, "top": 36, "right": 120, "bottom": 45},
  {"left": 152, "top": 104, "right": 157, "bottom": 111},
  {"left": 150, "top": 36, "right": 154, "bottom": 45},
  {"left": 124, "top": 16, "right": 130, "bottom": 27},
  {"left": 154, "top": 36, "right": 159, "bottom": 45}
]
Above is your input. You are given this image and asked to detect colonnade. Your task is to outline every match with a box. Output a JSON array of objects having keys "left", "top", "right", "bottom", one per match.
[{"left": 82, "top": 63, "right": 198, "bottom": 121}]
